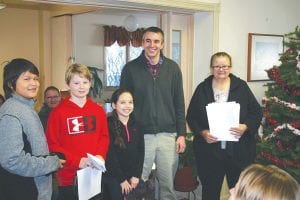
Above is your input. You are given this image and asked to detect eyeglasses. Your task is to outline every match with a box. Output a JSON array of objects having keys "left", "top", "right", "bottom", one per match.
[
  {"left": 212, "top": 65, "right": 231, "bottom": 70},
  {"left": 46, "top": 96, "right": 60, "bottom": 100}
]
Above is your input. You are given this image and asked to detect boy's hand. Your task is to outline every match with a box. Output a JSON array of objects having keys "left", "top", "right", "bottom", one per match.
[
  {"left": 59, "top": 159, "right": 66, "bottom": 168},
  {"left": 95, "top": 155, "right": 105, "bottom": 162},
  {"left": 79, "top": 157, "right": 92, "bottom": 168}
]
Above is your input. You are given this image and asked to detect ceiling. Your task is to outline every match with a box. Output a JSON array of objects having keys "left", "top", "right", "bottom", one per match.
[
  {"left": 2, "top": 0, "right": 101, "bottom": 16},
  {"left": 2, "top": 0, "right": 206, "bottom": 16}
]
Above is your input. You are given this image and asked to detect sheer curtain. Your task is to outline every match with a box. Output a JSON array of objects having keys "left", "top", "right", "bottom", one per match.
[{"left": 103, "top": 25, "right": 144, "bottom": 87}]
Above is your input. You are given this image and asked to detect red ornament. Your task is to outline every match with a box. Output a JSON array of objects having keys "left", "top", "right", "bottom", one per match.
[{"left": 275, "top": 140, "right": 284, "bottom": 150}]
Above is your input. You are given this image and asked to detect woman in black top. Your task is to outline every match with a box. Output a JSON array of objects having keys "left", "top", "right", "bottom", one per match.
[{"left": 186, "top": 52, "right": 262, "bottom": 200}]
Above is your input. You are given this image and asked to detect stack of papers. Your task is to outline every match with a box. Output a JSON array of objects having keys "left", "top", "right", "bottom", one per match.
[
  {"left": 77, "top": 153, "right": 106, "bottom": 200},
  {"left": 206, "top": 101, "right": 240, "bottom": 141}
]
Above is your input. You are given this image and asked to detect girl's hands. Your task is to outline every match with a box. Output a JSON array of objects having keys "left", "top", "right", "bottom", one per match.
[
  {"left": 129, "top": 177, "right": 139, "bottom": 189},
  {"left": 120, "top": 180, "right": 132, "bottom": 195}
]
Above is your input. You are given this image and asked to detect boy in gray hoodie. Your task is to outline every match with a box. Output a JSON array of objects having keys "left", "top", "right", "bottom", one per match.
[{"left": 0, "top": 58, "right": 65, "bottom": 200}]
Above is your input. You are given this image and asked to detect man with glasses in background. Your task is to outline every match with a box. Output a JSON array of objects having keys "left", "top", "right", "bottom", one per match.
[
  {"left": 38, "top": 86, "right": 62, "bottom": 200},
  {"left": 39, "top": 86, "right": 61, "bottom": 131}
]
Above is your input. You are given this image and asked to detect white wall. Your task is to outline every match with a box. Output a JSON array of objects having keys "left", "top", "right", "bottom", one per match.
[
  {"left": 72, "top": 10, "right": 160, "bottom": 69},
  {"left": 193, "top": 12, "right": 214, "bottom": 92},
  {"left": 217, "top": 0, "right": 300, "bottom": 103}
]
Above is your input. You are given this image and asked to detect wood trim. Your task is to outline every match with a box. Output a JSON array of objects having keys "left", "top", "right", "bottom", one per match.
[{"left": 37, "top": 0, "right": 220, "bottom": 12}]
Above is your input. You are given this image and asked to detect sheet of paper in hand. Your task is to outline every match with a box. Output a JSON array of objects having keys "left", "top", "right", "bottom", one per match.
[
  {"left": 206, "top": 101, "right": 240, "bottom": 141},
  {"left": 77, "top": 153, "right": 106, "bottom": 200},
  {"left": 87, "top": 153, "right": 106, "bottom": 172}
]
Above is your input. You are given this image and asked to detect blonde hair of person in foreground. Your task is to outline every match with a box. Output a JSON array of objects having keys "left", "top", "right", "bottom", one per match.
[{"left": 229, "top": 163, "right": 299, "bottom": 200}]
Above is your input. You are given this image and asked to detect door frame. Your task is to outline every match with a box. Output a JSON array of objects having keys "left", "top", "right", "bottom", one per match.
[{"left": 161, "top": 12, "right": 193, "bottom": 111}]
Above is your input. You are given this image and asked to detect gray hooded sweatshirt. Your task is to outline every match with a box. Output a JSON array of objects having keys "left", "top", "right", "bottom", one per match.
[{"left": 0, "top": 94, "right": 60, "bottom": 200}]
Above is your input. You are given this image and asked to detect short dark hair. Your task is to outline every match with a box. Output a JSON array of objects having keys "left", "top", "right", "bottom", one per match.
[
  {"left": 3, "top": 58, "right": 39, "bottom": 99},
  {"left": 44, "top": 86, "right": 60, "bottom": 97},
  {"left": 143, "top": 26, "right": 164, "bottom": 42}
]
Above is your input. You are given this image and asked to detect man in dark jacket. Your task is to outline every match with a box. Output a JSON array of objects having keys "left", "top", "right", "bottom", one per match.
[
  {"left": 38, "top": 86, "right": 61, "bottom": 200},
  {"left": 120, "top": 26, "right": 186, "bottom": 200}
]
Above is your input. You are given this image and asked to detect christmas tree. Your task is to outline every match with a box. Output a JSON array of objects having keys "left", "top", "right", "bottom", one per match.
[{"left": 256, "top": 26, "right": 300, "bottom": 182}]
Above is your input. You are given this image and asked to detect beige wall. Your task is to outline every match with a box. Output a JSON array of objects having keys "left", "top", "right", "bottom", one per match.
[
  {"left": 51, "top": 15, "right": 72, "bottom": 91},
  {"left": 0, "top": 7, "right": 51, "bottom": 108}
]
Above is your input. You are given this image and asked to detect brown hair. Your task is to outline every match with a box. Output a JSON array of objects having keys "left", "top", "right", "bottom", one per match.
[
  {"left": 110, "top": 88, "right": 134, "bottom": 149},
  {"left": 210, "top": 51, "right": 232, "bottom": 68}
]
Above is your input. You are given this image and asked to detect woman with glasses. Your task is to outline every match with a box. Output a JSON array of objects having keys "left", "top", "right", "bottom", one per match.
[{"left": 186, "top": 52, "right": 262, "bottom": 200}]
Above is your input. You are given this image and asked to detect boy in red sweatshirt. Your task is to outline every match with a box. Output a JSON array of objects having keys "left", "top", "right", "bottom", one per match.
[{"left": 46, "top": 63, "right": 109, "bottom": 200}]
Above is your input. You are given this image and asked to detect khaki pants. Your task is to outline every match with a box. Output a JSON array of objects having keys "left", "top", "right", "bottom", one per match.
[{"left": 142, "top": 133, "right": 178, "bottom": 200}]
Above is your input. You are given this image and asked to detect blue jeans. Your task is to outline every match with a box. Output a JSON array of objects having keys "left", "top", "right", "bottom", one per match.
[{"left": 142, "top": 132, "right": 178, "bottom": 200}]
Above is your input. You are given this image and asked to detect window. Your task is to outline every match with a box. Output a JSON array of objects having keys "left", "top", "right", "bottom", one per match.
[
  {"left": 104, "top": 41, "right": 142, "bottom": 87},
  {"left": 172, "top": 30, "right": 181, "bottom": 65},
  {"left": 103, "top": 25, "right": 144, "bottom": 88},
  {"left": 104, "top": 42, "right": 126, "bottom": 87},
  {"left": 129, "top": 43, "right": 143, "bottom": 60}
]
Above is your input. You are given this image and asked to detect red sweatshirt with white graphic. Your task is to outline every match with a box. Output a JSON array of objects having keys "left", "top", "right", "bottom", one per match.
[{"left": 46, "top": 97, "right": 109, "bottom": 186}]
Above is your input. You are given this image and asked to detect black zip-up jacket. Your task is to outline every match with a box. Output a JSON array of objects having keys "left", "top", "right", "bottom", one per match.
[
  {"left": 105, "top": 115, "right": 144, "bottom": 183},
  {"left": 120, "top": 52, "right": 186, "bottom": 136},
  {"left": 186, "top": 74, "right": 262, "bottom": 167}
]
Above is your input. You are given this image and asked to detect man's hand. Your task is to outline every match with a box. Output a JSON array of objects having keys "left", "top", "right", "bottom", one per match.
[{"left": 176, "top": 135, "right": 186, "bottom": 153}]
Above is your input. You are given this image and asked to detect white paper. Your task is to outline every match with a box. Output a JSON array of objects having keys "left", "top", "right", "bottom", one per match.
[
  {"left": 77, "top": 167, "right": 102, "bottom": 200},
  {"left": 206, "top": 101, "right": 240, "bottom": 141},
  {"left": 77, "top": 154, "right": 106, "bottom": 200},
  {"left": 87, "top": 153, "right": 106, "bottom": 172}
]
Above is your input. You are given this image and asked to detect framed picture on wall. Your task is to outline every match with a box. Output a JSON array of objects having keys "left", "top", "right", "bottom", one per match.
[{"left": 247, "top": 33, "right": 284, "bottom": 81}]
